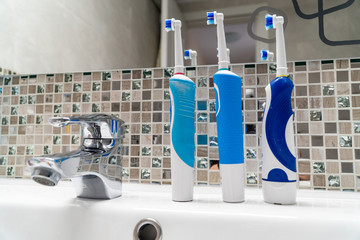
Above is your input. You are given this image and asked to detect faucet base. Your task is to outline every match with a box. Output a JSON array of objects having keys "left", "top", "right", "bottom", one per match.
[{"left": 72, "top": 174, "right": 122, "bottom": 199}]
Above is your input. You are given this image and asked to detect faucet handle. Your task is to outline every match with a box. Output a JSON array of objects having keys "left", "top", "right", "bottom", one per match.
[
  {"left": 48, "top": 114, "right": 125, "bottom": 139},
  {"left": 48, "top": 117, "right": 75, "bottom": 127}
]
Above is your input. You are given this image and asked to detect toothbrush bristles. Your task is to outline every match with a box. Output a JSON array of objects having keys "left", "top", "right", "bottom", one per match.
[
  {"left": 165, "top": 19, "right": 173, "bottom": 31},
  {"left": 265, "top": 14, "right": 273, "bottom": 30},
  {"left": 260, "top": 50, "right": 268, "bottom": 61},
  {"left": 184, "top": 50, "right": 190, "bottom": 59},
  {"left": 207, "top": 12, "right": 215, "bottom": 25}
]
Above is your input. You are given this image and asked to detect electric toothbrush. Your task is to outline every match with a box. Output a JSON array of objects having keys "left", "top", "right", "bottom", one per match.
[
  {"left": 184, "top": 49, "right": 197, "bottom": 66},
  {"left": 261, "top": 14, "right": 297, "bottom": 205},
  {"left": 165, "top": 18, "right": 196, "bottom": 202},
  {"left": 207, "top": 11, "right": 244, "bottom": 203}
]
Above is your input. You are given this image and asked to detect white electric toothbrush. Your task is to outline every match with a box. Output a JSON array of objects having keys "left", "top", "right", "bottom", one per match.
[{"left": 261, "top": 14, "right": 297, "bottom": 205}]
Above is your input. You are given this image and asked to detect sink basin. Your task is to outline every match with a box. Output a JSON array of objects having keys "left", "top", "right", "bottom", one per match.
[{"left": 0, "top": 179, "right": 359, "bottom": 240}]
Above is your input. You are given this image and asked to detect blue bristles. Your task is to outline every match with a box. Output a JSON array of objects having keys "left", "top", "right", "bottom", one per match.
[
  {"left": 184, "top": 50, "right": 190, "bottom": 59},
  {"left": 207, "top": 12, "right": 215, "bottom": 25},
  {"left": 165, "top": 19, "right": 173, "bottom": 31},
  {"left": 265, "top": 14, "right": 273, "bottom": 30},
  {"left": 260, "top": 49, "right": 268, "bottom": 61}
]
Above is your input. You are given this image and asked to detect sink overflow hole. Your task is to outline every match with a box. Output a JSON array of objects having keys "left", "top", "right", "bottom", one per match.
[
  {"left": 134, "top": 218, "right": 162, "bottom": 240},
  {"left": 138, "top": 224, "right": 157, "bottom": 240}
]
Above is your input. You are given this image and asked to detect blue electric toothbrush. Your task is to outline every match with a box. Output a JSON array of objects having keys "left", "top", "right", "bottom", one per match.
[
  {"left": 165, "top": 18, "right": 196, "bottom": 202},
  {"left": 207, "top": 11, "right": 244, "bottom": 203},
  {"left": 184, "top": 49, "right": 197, "bottom": 66},
  {"left": 261, "top": 14, "right": 297, "bottom": 205}
]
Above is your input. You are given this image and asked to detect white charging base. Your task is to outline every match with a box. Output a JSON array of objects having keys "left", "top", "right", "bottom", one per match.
[
  {"left": 262, "top": 181, "right": 296, "bottom": 205},
  {"left": 171, "top": 145, "right": 194, "bottom": 202},
  {"left": 220, "top": 164, "right": 245, "bottom": 203}
]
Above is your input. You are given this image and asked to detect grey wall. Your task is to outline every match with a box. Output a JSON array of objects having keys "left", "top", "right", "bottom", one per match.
[{"left": 0, "top": 0, "right": 160, "bottom": 74}]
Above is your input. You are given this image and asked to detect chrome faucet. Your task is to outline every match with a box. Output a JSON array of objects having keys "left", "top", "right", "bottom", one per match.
[{"left": 27, "top": 114, "right": 125, "bottom": 199}]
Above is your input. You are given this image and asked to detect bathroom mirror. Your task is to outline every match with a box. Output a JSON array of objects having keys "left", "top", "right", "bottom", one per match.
[
  {"left": 168, "top": 0, "right": 360, "bottom": 67},
  {"left": 0, "top": 0, "right": 359, "bottom": 74}
]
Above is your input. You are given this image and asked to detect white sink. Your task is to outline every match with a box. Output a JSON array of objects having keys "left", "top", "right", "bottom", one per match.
[{"left": 0, "top": 179, "right": 359, "bottom": 240}]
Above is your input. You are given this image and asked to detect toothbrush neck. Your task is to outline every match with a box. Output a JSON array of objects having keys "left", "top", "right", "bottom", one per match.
[
  {"left": 276, "top": 20, "right": 287, "bottom": 76},
  {"left": 191, "top": 53, "right": 197, "bottom": 66},
  {"left": 191, "top": 59, "right": 196, "bottom": 66},
  {"left": 174, "top": 23, "right": 184, "bottom": 74},
  {"left": 216, "top": 15, "right": 229, "bottom": 70}
]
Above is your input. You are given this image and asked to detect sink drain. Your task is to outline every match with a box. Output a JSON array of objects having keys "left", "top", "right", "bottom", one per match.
[{"left": 134, "top": 218, "right": 162, "bottom": 240}]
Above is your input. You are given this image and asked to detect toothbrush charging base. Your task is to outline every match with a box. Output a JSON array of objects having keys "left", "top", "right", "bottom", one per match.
[
  {"left": 220, "top": 163, "right": 245, "bottom": 203},
  {"left": 262, "top": 180, "right": 296, "bottom": 205},
  {"left": 171, "top": 145, "right": 195, "bottom": 202}
]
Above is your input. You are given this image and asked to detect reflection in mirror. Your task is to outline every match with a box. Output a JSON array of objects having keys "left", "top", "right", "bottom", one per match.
[{"left": 164, "top": 0, "right": 360, "bottom": 67}]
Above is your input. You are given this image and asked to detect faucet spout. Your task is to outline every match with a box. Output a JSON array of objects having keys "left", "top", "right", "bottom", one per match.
[
  {"left": 31, "top": 168, "right": 61, "bottom": 186},
  {"left": 28, "top": 150, "right": 89, "bottom": 186}
]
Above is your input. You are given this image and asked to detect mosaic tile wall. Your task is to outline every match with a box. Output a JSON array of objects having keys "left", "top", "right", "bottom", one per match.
[
  {"left": 0, "top": 67, "right": 16, "bottom": 76},
  {"left": 0, "top": 58, "right": 360, "bottom": 191}
]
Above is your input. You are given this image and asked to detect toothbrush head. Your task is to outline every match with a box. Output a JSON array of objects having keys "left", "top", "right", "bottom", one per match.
[
  {"left": 260, "top": 49, "right": 274, "bottom": 61},
  {"left": 165, "top": 18, "right": 175, "bottom": 32},
  {"left": 184, "top": 50, "right": 190, "bottom": 59},
  {"left": 260, "top": 49, "right": 268, "bottom": 60},
  {"left": 265, "top": 14, "right": 274, "bottom": 30},
  {"left": 207, "top": 11, "right": 216, "bottom": 25},
  {"left": 184, "top": 49, "right": 197, "bottom": 60}
]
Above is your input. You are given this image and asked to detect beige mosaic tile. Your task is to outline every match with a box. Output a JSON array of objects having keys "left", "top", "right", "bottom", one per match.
[{"left": 0, "top": 59, "right": 359, "bottom": 191}]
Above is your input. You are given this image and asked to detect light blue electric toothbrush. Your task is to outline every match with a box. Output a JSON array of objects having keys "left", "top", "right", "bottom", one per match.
[
  {"left": 207, "top": 11, "right": 244, "bottom": 203},
  {"left": 261, "top": 14, "right": 297, "bottom": 205},
  {"left": 165, "top": 18, "right": 196, "bottom": 202}
]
